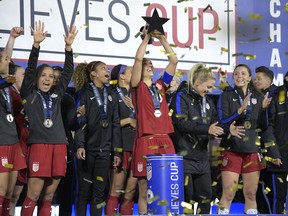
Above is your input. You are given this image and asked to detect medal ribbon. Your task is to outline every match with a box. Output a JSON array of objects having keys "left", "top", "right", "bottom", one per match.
[
  {"left": 0, "top": 88, "right": 12, "bottom": 114},
  {"left": 90, "top": 82, "right": 108, "bottom": 119},
  {"left": 116, "top": 86, "right": 135, "bottom": 118},
  {"left": 200, "top": 96, "right": 207, "bottom": 124},
  {"left": 37, "top": 91, "right": 53, "bottom": 120},
  {"left": 146, "top": 83, "right": 161, "bottom": 112}
]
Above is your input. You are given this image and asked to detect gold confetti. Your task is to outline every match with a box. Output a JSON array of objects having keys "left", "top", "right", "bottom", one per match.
[
  {"left": 184, "top": 176, "right": 189, "bottom": 186},
  {"left": 22, "top": 99, "right": 27, "bottom": 105},
  {"left": 96, "top": 201, "right": 106, "bottom": 209},
  {"left": 4, "top": 164, "right": 13, "bottom": 169},
  {"left": 109, "top": 80, "right": 118, "bottom": 85},
  {"left": 264, "top": 156, "right": 273, "bottom": 162},
  {"left": 192, "top": 116, "right": 199, "bottom": 120},
  {"left": 81, "top": 24, "right": 88, "bottom": 28},
  {"left": 141, "top": 155, "right": 149, "bottom": 161},
  {"left": 221, "top": 47, "right": 229, "bottom": 52},
  {"left": 143, "top": 3, "right": 150, "bottom": 6},
  {"left": 184, "top": 7, "right": 188, "bottom": 13},
  {"left": 185, "top": 45, "right": 192, "bottom": 50},
  {"left": 179, "top": 150, "right": 188, "bottom": 156},
  {"left": 148, "top": 145, "right": 159, "bottom": 150},
  {"left": 232, "top": 52, "right": 243, "bottom": 57},
  {"left": 264, "top": 141, "right": 276, "bottom": 148},
  {"left": 168, "top": 109, "right": 174, "bottom": 116},
  {"left": 96, "top": 176, "right": 104, "bottom": 181},
  {"left": 157, "top": 200, "right": 168, "bottom": 206},
  {"left": 249, "top": 37, "right": 261, "bottom": 42},
  {"left": 238, "top": 16, "right": 247, "bottom": 25},
  {"left": 248, "top": 13, "right": 262, "bottom": 20},
  {"left": 160, "top": 50, "right": 177, "bottom": 56},
  {"left": 216, "top": 25, "right": 222, "bottom": 31},
  {"left": 189, "top": 17, "right": 197, "bottom": 21},
  {"left": 217, "top": 147, "right": 225, "bottom": 151},
  {"left": 194, "top": 45, "right": 198, "bottom": 51},
  {"left": 114, "top": 147, "right": 123, "bottom": 152},
  {"left": 145, "top": 51, "right": 150, "bottom": 55},
  {"left": 243, "top": 54, "right": 256, "bottom": 60},
  {"left": 285, "top": 3, "right": 288, "bottom": 12},
  {"left": 243, "top": 161, "right": 253, "bottom": 168},
  {"left": 212, "top": 151, "right": 221, "bottom": 157},
  {"left": 208, "top": 37, "right": 216, "bottom": 41},
  {"left": 264, "top": 187, "right": 271, "bottom": 194},
  {"left": 148, "top": 195, "right": 159, "bottom": 203},
  {"left": 181, "top": 201, "right": 193, "bottom": 210},
  {"left": 224, "top": 10, "right": 233, "bottom": 12},
  {"left": 134, "top": 31, "right": 141, "bottom": 38},
  {"left": 175, "top": 114, "right": 188, "bottom": 120},
  {"left": 169, "top": 43, "right": 177, "bottom": 48},
  {"left": 212, "top": 181, "right": 217, "bottom": 186}
]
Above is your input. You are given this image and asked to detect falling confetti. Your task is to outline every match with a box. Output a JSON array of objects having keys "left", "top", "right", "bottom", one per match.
[
  {"left": 144, "top": 3, "right": 151, "bottom": 6},
  {"left": 81, "top": 24, "right": 88, "bottom": 28},
  {"left": 243, "top": 54, "right": 256, "bottom": 60},
  {"left": 248, "top": 13, "right": 262, "bottom": 20},
  {"left": 96, "top": 202, "right": 106, "bottom": 209},
  {"left": 114, "top": 147, "right": 123, "bottom": 152},
  {"left": 168, "top": 109, "right": 174, "bottom": 116},
  {"left": 157, "top": 200, "right": 168, "bottom": 206},
  {"left": 208, "top": 37, "right": 216, "bottom": 41},
  {"left": 134, "top": 31, "right": 141, "bottom": 38},
  {"left": 109, "top": 80, "right": 118, "bottom": 85},
  {"left": 238, "top": 16, "right": 247, "bottom": 25}
]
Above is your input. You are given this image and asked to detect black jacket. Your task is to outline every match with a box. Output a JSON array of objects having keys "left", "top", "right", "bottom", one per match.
[
  {"left": 75, "top": 84, "right": 122, "bottom": 157},
  {"left": 170, "top": 82, "right": 219, "bottom": 161}
]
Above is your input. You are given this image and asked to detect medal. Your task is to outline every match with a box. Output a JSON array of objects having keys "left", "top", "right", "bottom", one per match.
[
  {"left": 6, "top": 114, "right": 14, "bottom": 123},
  {"left": 154, "top": 109, "right": 162, "bottom": 118},
  {"left": 43, "top": 119, "right": 53, "bottom": 128},
  {"left": 244, "top": 121, "right": 251, "bottom": 129},
  {"left": 100, "top": 119, "right": 109, "bottom": 128}
]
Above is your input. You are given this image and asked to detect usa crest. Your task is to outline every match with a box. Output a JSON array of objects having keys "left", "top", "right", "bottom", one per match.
[
  {"left": 137, "top": 162, "right": 143, "bottom": 173},
  {"left": 1, "top": 157, "right": 8, "bottom": 167},
  {"left": 32, "top": 162, "right": 39, "bottom": 172}
]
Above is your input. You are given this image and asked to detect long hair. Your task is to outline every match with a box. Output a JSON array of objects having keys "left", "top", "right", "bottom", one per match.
[
  {"left": 233, "top": 64, "right": 255, "bottom": 90},
  {"left": 72, "top": 61, "right": 104, "bottom": 91},
  {"left": 187, "top": 63, "right": 216, "bottom": 92},
  {"left": 9, "top": 61, "right": 22, "bottom": 75}
]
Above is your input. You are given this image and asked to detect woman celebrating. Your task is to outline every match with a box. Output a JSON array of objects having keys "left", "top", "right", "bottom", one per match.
[
  {"left": 20, "top": 21, "right": 77, "bottom": 216},
  {"left": 170, "top": 63, "right": 224, "bottom": 214},
  {"left": 130, "top": 28, "right": 178, "bottom": 214},
  {"left": 217, "top": 64, "right": 281, "bottom": 214},
  {"left": 105, "top": 64, "right": 138, "bottom": 215},
  {"left": 74, "top": 60, "right": 121, "bottom": 216}
]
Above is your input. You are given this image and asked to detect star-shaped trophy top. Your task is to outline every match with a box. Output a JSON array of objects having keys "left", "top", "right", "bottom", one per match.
[{"left": 142, "top": 9, "right": 169, "bottom": 35}]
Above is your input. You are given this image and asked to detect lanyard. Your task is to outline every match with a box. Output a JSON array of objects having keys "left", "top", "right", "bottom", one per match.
[
  {"left": 0, "top": 88, "right": 12, "bottom": 114},
  {"left": 37, "top": 91, "right": 53, "bottom": 119},
  {"left": 116, "top": 86, "right": 135, "bottom": 118},
  {"left": 235, "top": 88, "right": 252, "bottom": 120},
  {"left": 146, "top": 83, "right": 161, "bottom": 111},
  {"left": 200, "top": 96, "right": 207, "bottom": 124},
  {"left": 90, "top": 82, "right": 107, "bottom": 119}
]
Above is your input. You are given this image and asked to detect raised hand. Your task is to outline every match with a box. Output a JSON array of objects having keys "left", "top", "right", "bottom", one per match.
[
  {"left": 262, "top": 92, "right": 272, "bottom": 109},
  {"left": 64, "top": 25, "right": 78, "bottom": 51},
  {"left": 238, "top": 92, "right": 252, "bottom": 114},
  {"left": 30, "top": 21, "right": 48, "bottom": 47},
  {"left": 10, "top": 27, "right": 24, "bottom": 38}
]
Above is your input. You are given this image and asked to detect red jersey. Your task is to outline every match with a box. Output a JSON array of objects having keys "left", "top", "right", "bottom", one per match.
[
  {"left": 10, "top": 87, "right": 28, "bottom": 155},
  {"left": 131, "top": 79, "right": 174, "bottom": 137}
]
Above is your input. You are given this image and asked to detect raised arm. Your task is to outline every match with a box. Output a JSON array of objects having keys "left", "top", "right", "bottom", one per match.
[
  {"left": 5, "top": 27, "right": 24, "bottom": 60},
  {"left": 130, "top": 29, "right": 151, "bottom": 88}
]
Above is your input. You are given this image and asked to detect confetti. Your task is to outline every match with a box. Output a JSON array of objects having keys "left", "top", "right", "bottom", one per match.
[
  {"left": 148, "top": 145, "right": 159, "bottom": 150},
  {"left": 22, "top": 99, "right": 27, "bottom": 105},
  {"left": 148, "top": 195, "right": 159, "bottom": 203},
  {"left": 73, "top": 53, "right": 79, "bottom": 58},
  {"left": 243, "top": 161, "right": 253, "bottom": 168},
  {"left": 141, "top": 155, "right": 149, "bottom": 161},
  {"left": 181, "top": 201, "right": 193, "bottom": 210},
  {"left": 109, "top": 80, "right": 118, "bottom": 85},
  {"left": 248, "top": 13, "right": 262, "bottom": 20},
  {"left": 184, "top": 176, "right": 189, "bottom": 186},
  {"left": 249, "top": 37, "right": 261, "bottom": 42},
  {"left": 264, "top": 141, "right": 276, "bottom": 148},
  {"left": 157, "top": 200, "right": 168, "bottom": 206},
  {"left": 232, "top": 52, "right": 243, "bottom": 57},
  {"left": 145, "top": 51, "right": 150, "bottom": 55},
  {"left": 179, "top": 150, "right": 188, "bottom": 156},
  {"left": 169, "top": 43, "right": 177, "bottom": 48},
  {"left": 244, "top": 54, "right": 256, "bottom": 60},
  {"left": 277, "top": 177, "right": 284, "bottom": 183},
  {"left": 96, "top": 202, "right": 106, "bottom": 209},
  {"left": 76, "top": 11, "right": 80, "bottom": 15},
  {"left": 216, "top": 25, "right": 222, "bottom": 31},
  {"left": 96, "top": 176, "right": 103, "bottom": 181},
  {"left": 212, "top": 181, "right": 217, "bottom": 186},
  {"left": 194, "top": 45, "right": 198, "bottom": 51},
  {"left": 217, "top": 147, "right": 225, "bottom": 151},
  {"left": 238, "top": 16, "right": 247, "bottom": 25},
  {"left": 81, "top": 24, "right": 88, "bottom": 28},
  {"left": 144, "top": 3, "right": 151, "bottom": 6},
  {"left": 83, "top": 178, "right": 92, "bottom": 183},
  {"left": 285, "top": 3, "right": 288, "bottom": 12},
  {"left": 184, "top": 7, "right": 188, "bottom": 13},
  {"left": 208, "top": 37, "right": 216, "bottom": 41},
  {"left": 168, "top": 109, "right": 174, "bottom": 116},
  {"left": 224, "top": 10, "right": 233, "bottom": 12},
  {"left": 264, "top": 187, "right": 271, "bottom": 194},
  {"left": 175, "top": 114, "right": 188, "bottom": 120},
  {"left": 189, "top": 17, "right": 197, "bottom": 21},
  {"left": 134, "top": 31, "right": 141, "bottom": 38},
  {"left": 212, "top": 151, "right": 221, "bottom": 157},
  {"left": 4, "top": 164, "right": 13, "bottom": 169},
  {"left": 114, "top": 147, "right": 123, "bottom": 152}
]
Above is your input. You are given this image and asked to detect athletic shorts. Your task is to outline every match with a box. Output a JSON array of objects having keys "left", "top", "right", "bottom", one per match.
[
  {"left": 27, "top": 144, "right": 67, "bottom": 178},
  {"left": 0, "top": 143, "right": 26, "bottom": 172},
  {"left": 121, "top": 151, "right": 132, "bottom": 170},
  {"left": 132, "top": 134, "right": 175, "bottom": 177},
  {"left": 219, "top": 150, "right": 264, "bottom": 174}
]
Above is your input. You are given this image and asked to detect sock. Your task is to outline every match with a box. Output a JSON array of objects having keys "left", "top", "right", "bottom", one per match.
[
  {"left": 218, "top": 208, "right": 229, "bottom": 214},
  {"left": 120, "top": 198, "right": 134, "bottom": 215},
  {"left": 0, "top": 195, "right": 5, "bottom": 216},
  {"left": 105, "top": 195, "right": 119, "bottom": 216},
  {"left": 21, "top": 197, "right": 37, "bottom": 216},
  {"left": 38, "top": 201, "right": 51, "bottom": 216},
  {"left": 246, "top": 208, "right": 258, "bottom": 214},
  {"left": 2, "top": 198, "right": 10, "bottom": 216}
]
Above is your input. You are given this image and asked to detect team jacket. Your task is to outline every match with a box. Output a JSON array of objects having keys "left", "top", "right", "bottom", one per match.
[
  {"left": 0, "top": 77, "right": 18, "bottom": 145},
  {"left": 111, "top": 87, "right": 135, "bottom": 152},
  {"left": 267, "top": 85, "right": 288, "bottom": 172},
  {"left": 217, "top": 87, "right": 280, "bottom": 158},
  {"left": 170, "top": 82, "right": 219, "bottom": 161},
  {"left": 20, "top": 45, "right": 74, "bottom": 145},
  {"left": 75, "top": 84, "right": 122, "bottom": 157}
]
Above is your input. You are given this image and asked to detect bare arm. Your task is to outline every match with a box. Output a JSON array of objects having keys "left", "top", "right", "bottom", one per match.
[
  {"left": 5, "top": 27, "right": 24, "bottom": 59},
  {"left": 130, "top": 32, "right": 151, "bottom": 88}
]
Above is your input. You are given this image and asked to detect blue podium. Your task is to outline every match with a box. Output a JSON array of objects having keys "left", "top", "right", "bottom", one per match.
[{"left": 146, "top": 154, "right": 184, "bottom": 215}]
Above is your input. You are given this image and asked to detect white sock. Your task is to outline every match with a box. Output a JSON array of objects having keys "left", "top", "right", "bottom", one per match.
[
  {"left": 218, "top": 208, "right": 229, "bottom": 214},
  {"left": 246, "top": 208, "right": 258, "bottom": 214}
]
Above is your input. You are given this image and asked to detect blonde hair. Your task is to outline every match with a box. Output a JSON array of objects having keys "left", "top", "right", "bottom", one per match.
[{"left": 187, "top": 63, "right": 216, "bottom": 91}]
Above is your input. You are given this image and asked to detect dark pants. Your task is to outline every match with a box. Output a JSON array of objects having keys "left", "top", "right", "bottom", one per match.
[
  {"left": 76, "top": 152, "right": 111, "bottom": 216},
  {"left": 184, "top": 172, "right": 212, "bottom": 214}
]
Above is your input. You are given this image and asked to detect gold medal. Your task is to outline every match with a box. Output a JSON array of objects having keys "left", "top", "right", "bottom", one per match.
[{"left": 244, "top": 121, "right": 251, "bottom": 129}]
